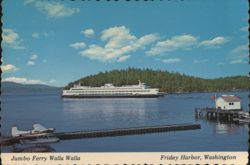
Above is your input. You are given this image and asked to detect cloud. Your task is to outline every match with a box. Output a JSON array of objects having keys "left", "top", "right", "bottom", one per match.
[
  {"left": 30, "top": 54, "right": 38, "bottom": 60},
  {"left": 137, "top": 34, "right": 160, "bottom": 46},
  {"left": 76, "top": 26, "right": 229, "bottom": 62},
  {"left": 43, "top": 32, "right": 49, "bottom": 37},
  {"left": 79, "top": 26, "right": 159, "bottom": 62},
  {"left": 217, "top": 62, "right": 226, "bottom": 66},
  {"left": 229, "top": 56, "right": 248, "bottom": 64},
  {"left": 146, "top": 34, "right": 198, "bottom": 56},
  {"left": 69, "top": 42, "right": 86, "bottom": 49},
  {"left": 229, "top": 44, "right": 248, "bottom": 64},
  {"left": 49, "top": 79, "right": 56, "bottom": 84},
  {"left": 193, "top": 59, "right": 208, "bottom": 64},
  {"left": 2, "top": 77, "right": 47, "bottom": 85},
  {"left": 240, "top": 26, "right": 248, "bottom": 32},
  {"left": 27, "top": 54, "right": 38, "bottom": 65},
  {"left": 230, "top": 44, "right": 248, "bottom": 54},
  {"left": 79, "top": 45, "right": 113, "bottom": 62},
  {"left": 32, "top": 32, "right": 40, "bottom": 38},
  {"left": 147, "top": 35, "right": 229, "bottom": 56},
  {"left": 117, "top": 55, "right": 131, "bottom": 62},
  {"left": 81, "top": 29, "right": 95, "bottom": 38},
  {"left": 198, "top": 36, "right": 229, "bottom": 48},
  {"left": 162, "top": 58, "right": 181, "bottom": 64},
  {"left": 32, "top": 32, "right": 49, "bottom": 38},
  {"left": 1, "top": 64, "right": 20, "bottom": 72},
  {"left": 229, "top": 59, "right": 247, "bottom": 64},
  {"left": 27, "top": 61, "right": 35, "bottom": 65},
  {"left": 101, "top": 26, "right": 136, "bottom": 42},
  {"left": 24, "top": 0, "right": 80, "bottom": 18},
  {"left": 2, "top": 29, "right": 24, "bottom": 49}
]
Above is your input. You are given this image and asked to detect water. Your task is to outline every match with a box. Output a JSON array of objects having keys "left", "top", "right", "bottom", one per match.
[{"left": 1, "top": 91, "right": 248, "bottom": 152}]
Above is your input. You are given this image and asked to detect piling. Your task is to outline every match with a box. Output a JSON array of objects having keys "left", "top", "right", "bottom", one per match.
[{"left": 195, "top": 107, "right": 243, "bottom": 122}]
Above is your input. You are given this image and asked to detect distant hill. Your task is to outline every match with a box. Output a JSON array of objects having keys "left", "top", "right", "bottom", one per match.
[
  {"left": 64, "top": 68, "right": 249, "bottom": 93},
  {"left": 1, "top": 81, "right": 62, "bottom": 93}
]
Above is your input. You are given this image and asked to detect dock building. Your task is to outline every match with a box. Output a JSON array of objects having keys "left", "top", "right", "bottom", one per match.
[{"left": 215, "top": 95, "right": 241, "bottom": 111}]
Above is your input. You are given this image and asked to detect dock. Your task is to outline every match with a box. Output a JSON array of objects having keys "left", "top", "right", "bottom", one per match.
[
  {"left": 195, "top": 107, "right": 247, "bottom": 122},
  {"left": 0, "top": 123, "right": 200, "bottom": 145},
  {"left": 55, "top": 123, "right": 200, "bottom": 140}
]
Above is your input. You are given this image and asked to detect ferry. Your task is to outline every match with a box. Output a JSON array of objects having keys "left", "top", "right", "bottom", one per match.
[{"left": 62, "top": 80, "right": 164, "bottom": 98}]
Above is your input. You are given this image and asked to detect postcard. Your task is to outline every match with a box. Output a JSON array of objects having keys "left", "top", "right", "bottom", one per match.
[{"left": 1, "top": 0, "right": 249, "bottom": 164}]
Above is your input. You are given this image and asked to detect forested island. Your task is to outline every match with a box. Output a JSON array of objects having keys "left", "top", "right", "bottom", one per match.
[{"left": 65, "top": 68, "right": 249, "bottom": 93}]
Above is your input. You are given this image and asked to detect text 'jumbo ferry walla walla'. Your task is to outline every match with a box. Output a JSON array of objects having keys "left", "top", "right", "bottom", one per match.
[{"left": 62, "top": 81, "right": 164, "bottom": 98}]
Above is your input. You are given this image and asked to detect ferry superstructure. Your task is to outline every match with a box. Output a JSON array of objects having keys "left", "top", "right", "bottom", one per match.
[{"left": 62, "top": 81, "right": 163, "bottom": 98}]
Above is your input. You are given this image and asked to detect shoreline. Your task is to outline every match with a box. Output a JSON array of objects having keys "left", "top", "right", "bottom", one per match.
[
  {"left": 1, "top": 89, "right": 248, "bottom": 95},
  {"left": 165, "top": 89, "right": 248, "bottom": 95}
]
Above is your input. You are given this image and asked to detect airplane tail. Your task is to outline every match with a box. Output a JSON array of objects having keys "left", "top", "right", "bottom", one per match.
[{"left": 11, "top": 126, "right": 30, "bottom": 137}]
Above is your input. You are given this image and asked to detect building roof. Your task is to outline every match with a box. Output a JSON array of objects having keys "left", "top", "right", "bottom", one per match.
[{"left": 220, "top": 95, "right": 241, "bottom": 102}]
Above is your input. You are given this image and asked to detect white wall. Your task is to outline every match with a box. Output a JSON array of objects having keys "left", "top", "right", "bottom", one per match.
[{"left": 215, "top": 97, "right": 241, "bottom": 110}]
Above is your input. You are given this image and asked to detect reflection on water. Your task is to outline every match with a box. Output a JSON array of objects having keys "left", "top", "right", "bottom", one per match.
[
  {"left": 12, "top": 144, "right": 55, "bottom": 152},
  {"left": 63, "top": 98, "right": 150, "bottom": 118},
  {"left": 215, "top": 123, "right": 244, "bottom": 134},
  {"left": 195, "top": 114, "right": 248, "bottom": 135},
  {"left": 62, "top": 98, "right": 159, "bottom": 129}
]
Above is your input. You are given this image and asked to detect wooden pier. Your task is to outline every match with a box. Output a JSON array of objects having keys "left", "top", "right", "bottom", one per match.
[
  {"left": 195, "top": 107, "right": 243, "bottom": 122},
  {"left": 0, "top": 123, "right": 200, "bottom": 145}
]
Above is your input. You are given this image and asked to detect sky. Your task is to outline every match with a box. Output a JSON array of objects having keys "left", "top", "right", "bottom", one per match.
[{"left": 2, "top": 0, "right": 249, "bottom": 87}]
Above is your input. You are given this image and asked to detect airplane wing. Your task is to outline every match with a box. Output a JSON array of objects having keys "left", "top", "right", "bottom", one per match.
[{"left": 32, "top": 123, "right": 48, "bottom": 132}]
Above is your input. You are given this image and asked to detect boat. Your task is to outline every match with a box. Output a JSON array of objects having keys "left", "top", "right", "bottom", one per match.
[
  {"left": 62, "top": 80, "right": 164, "bottom": 98},
  {"left": 238, "top": 112, "right": 250, "bottom": 123},
  {"left": 238, "top": 118, "right": 250, "bottom": 124},
  {"left": 11, "top": 123, "right": 55, "bottom": 138},
  {"left": 232, "top": 112, "right": 250, "bottom": 124},
  {"left": 238, "top": 111, "right": 250, "bottom": 119}
]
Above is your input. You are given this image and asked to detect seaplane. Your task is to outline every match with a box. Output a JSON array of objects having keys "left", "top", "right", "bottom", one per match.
[
  {"left": 11, "top": 123, "right": 59, "bottom": 145},
  {"left": 11, "top": 123, "right": 55, "bottom": 138}
]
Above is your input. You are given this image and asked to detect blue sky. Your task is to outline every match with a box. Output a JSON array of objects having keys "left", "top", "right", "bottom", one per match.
[{"left": 2, "top": 0, "right": 249, "bottom": 86}]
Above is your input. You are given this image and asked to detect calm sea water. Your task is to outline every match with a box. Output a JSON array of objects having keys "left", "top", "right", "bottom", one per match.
[{"left": 1, "top": 91, "right": 248, "bottom": 152}]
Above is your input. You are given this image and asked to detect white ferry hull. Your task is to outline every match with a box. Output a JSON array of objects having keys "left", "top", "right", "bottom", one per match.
[{"left": 62, "top": 94, "right": 164, "bottom": 98}]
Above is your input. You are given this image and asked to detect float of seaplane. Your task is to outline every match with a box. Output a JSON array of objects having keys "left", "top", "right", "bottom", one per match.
[{"left": 19, "top": 134, "right": 60, "bottom": 145}]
